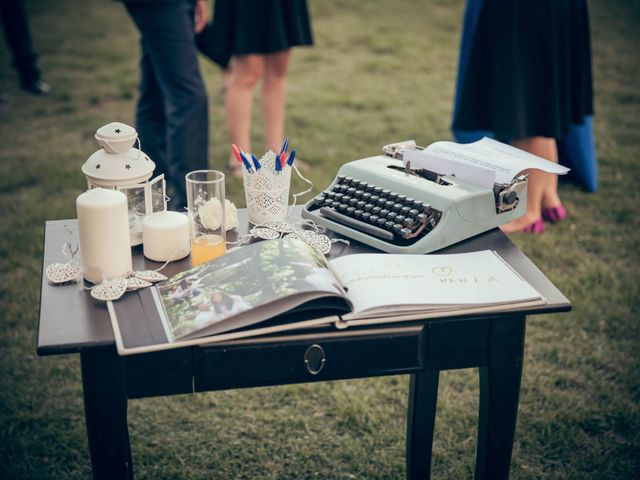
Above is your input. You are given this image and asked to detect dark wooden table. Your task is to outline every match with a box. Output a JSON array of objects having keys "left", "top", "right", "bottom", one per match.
[{"left": 37, "top": 208, "right": 570, "bottom": 479}]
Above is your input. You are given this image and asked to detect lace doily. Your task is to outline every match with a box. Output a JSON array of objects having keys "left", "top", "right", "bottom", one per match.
[
  {"left": 45, "top": 238, "right": 172, "bottom": 302},
  {"left": 229, "top": 218, "right": 348, "bottom": 257}
]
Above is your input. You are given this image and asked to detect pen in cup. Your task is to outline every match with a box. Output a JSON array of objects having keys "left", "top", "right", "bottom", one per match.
[
  {"left": 231, "top": 144, "right": 242, "bottom": 164},
  {"left": 239, "top": 149, "right": 254, "bottom": 173},
  {"left": 275, "top": 152, "right": 282, "bottom": 172},
  {"left": 251, "top": 154, "right": 261, "bottom": 171},
  {"left": 286, "top": 149, "right": 297, "bottom": 167},
  {"left": 279, "top": 137, "right": 289, "bottom": 154}
]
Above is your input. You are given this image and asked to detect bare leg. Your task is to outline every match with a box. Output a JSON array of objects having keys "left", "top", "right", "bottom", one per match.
[
  {"left": 225, "top": 54, "right": 264, "bottom": 176},
  {"left": 261, "top": 49, "right": 291, "bottom": 152},
  {"left": 501, "top": 136, "right": 560, "bottom": 233}
]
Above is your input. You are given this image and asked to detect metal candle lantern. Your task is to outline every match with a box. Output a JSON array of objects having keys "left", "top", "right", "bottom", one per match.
[{"left": 82, "top": 122, "right": 166, "bottom": 246}]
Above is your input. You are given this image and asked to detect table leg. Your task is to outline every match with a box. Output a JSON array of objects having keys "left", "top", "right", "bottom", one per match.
[
  {"left": 406, "top": 370, "right": 440, "bottom": 480},
  {"left": 475, "top": 315, "right": 526, "bottom": 480},
  {"left": 81, "top": 346, "right": 133, "bottom": 480}
]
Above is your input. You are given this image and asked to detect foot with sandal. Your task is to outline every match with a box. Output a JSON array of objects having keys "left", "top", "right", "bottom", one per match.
[{"left": 500, "top": 136, "right": 568, "bottom": 235}]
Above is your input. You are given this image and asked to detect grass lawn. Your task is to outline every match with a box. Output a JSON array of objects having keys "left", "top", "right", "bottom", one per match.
[{"left": 1, "top": 0, "right": 639, "bottom": 478}]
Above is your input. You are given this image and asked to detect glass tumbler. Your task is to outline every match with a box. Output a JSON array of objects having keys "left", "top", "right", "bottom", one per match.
[{"left": 186, "top": 170, "right": 226, "bottom": 267}]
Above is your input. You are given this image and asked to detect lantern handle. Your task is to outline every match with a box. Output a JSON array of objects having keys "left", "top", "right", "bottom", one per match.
[{"left": 102, "top": 136, "right": 143, "bottom": 160}]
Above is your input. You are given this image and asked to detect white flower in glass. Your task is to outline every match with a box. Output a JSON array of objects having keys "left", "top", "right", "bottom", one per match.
[
  {"left": 197, "top": 198, "right": 238, "bottom": 231},
  {"left": 224, "top": 199, "right": 238, "bottom": 231},
  {"left": 198, "top": 197, "right": 223, "bottom": 230}
]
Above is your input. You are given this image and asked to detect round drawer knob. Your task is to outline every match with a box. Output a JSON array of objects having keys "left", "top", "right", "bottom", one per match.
[{"left": 304, "top": 344, "right": 326, "bottom": 375}]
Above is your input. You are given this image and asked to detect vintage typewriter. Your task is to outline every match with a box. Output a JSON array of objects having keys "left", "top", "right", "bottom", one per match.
[{"left": 301, "top": 141, "right": 527, "bottom": 254}]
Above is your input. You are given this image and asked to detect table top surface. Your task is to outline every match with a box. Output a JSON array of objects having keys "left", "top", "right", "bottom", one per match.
[{"left": 37, "top": 207, "right": 571, "bottom": 356}]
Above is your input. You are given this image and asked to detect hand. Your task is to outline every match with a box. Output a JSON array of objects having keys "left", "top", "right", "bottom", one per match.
[{"left": 194, "top": 0, "right": 208, "bottom": 34}]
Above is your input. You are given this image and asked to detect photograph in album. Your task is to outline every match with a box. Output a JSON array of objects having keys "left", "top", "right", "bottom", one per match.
[{"left": 157, "top": 238, "right": 350, "bottom": 340}]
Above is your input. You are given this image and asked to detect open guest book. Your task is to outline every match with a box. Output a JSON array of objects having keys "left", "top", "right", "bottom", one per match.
[{"left": 108, "top": 238, "right": 546, "bottom": 355}]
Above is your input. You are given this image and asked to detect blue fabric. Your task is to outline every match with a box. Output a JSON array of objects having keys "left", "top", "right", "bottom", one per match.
[
  {"left": 556, "top": 116, "right": 598, "bottom": 192},
  {"left": 451, "top": 0, "right": 598, "bottom": 192}
]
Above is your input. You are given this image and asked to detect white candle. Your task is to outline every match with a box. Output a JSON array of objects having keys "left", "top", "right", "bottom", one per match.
[
  {"left": 77, "top": 188, "right": 132, "bottom": 283},
  {"left": 143, "top": 211, "right": 190, "bottom": 262}
]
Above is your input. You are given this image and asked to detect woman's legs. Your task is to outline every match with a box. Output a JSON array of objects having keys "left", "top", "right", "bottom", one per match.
[
  {"left": 501, "top": 136, "right": 561, "bottom": 233},
  {"left": 225, "top": 54, "right": 264, "bottom": 175},
  {"left": 261, "top": 49, "right": 291, "bottom": 152}
]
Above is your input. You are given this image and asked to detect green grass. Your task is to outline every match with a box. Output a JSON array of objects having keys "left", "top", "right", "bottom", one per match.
[{"left": 1, "top": 0, "right": 639, "bottom": 478}]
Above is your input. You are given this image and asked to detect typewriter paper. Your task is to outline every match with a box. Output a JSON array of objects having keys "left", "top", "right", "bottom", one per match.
[{"left": 406, "top": 137, "right": 570, "bottom": 185}]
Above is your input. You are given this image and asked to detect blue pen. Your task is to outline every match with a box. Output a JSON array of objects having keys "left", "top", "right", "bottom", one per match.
[
  {"left": 239, "top": 150, "right": 253, "bottom": 173},
  {"left": 286, "top": 148, "right": 297, "bottom": 167},
  {"left": 279, "top": 137, "right": 289, "bottom": 154},
  {"left": 251, "top": 153, "right": 261, "bottom": 171},
  {"left": 275, "top": 153, "right": 282, "bottom": 172}
]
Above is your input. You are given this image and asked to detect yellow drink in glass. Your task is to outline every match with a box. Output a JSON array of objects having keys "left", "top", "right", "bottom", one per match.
[{"left": 190, "top": 234, "right": 226, "bottom": 267}]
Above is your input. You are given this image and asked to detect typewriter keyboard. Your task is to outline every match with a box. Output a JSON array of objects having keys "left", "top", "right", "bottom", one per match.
[{"left": 309, "top": 175, "right": 442, "bottom": 246}]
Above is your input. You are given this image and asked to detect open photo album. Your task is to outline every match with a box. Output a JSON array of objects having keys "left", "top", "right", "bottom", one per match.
[{"left": 108, "top": 238, "right": 546, "bottom": 355}]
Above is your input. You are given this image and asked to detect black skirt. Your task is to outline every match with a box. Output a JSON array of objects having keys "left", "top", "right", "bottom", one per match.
[
  {"left": 452, "top": 0, "right": 594, "bottom": 140},
  {"left": 196, "top": 0, "right": 313, "bottom": 69}
]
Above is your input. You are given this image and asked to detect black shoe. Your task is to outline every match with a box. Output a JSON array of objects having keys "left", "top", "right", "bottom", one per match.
[{"left": 20, "top": 79, "right": 51, "bottom": 95}]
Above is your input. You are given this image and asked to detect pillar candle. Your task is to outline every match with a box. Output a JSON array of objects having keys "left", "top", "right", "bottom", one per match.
[
  {"left": 143, "top": 211, "right": 190, "bottom": 262},
  {"left": 77, "top": 188, "right": 132, "bottom": 283}
]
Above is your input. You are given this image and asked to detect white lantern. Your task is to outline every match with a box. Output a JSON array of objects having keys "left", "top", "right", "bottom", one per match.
[{"left": 82, "top": 122, "right": 167, "bottom": 246}]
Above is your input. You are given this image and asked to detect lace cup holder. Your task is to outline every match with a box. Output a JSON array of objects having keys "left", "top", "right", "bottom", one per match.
[{"left": 242, "top": 153, "right": 291, "bottom": 224}]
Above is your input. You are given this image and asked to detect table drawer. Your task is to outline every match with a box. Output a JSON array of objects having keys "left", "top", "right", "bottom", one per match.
[{"left": 193, "top": 328, "right": 426, "bottom": 392}]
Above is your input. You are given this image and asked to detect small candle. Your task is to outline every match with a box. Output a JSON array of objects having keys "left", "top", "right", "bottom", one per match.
[
  {"left": 77, "top": 188, "right": 132, "bottom": 284},
  {"left": 143, "top": 211, "right": 190, "bottom": 262}
]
